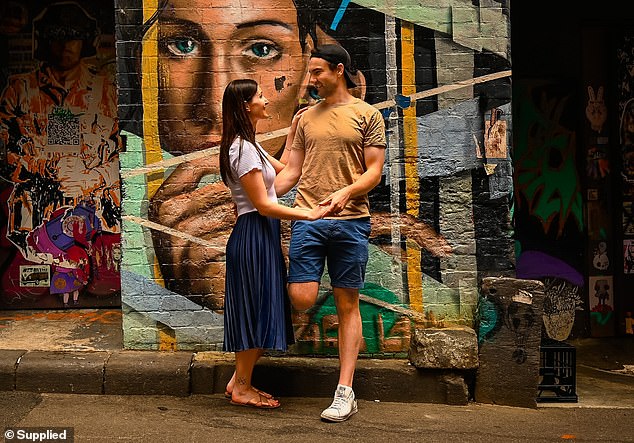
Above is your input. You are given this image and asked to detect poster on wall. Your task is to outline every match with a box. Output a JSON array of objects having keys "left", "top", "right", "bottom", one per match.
[
  {"left": 590, "top": 240, "right": 610, "bottom": 272},
  {"left": 623, "top": 202, "right": 634, "bottom": 236},
  {"left": 19, "top": 265, "right": 50, "bottom": 287},
  {"left": 588, "top": 275, "right": 615, "bottom": 337},
  {"left": 0, "top": 0, "right": 121, "bottom": 309},
  {"left": 625, "top": 240, "right": 634, "bottom": 274}
]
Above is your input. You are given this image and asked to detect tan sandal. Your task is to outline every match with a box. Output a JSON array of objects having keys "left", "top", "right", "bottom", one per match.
[{"left": 230, "top": 392, "right": 280, "bottom": 409}]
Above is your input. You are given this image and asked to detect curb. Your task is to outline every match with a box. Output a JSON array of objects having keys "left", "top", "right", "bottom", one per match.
[{"left": 0, "top": 350, "right": 471, "bottom": 404}]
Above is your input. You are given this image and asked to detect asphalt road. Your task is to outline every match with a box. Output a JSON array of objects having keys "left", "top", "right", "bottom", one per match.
[{"left": 2, "top": 391, "right": 633, "bottom": 443}]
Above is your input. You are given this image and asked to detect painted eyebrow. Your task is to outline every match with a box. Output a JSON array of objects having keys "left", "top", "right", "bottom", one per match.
[
  {"left": 159, "top": 18, "right": 205, "bottom": 37},
  {"left": 236, "top": 20, "right": 293, "bottom": 31}
]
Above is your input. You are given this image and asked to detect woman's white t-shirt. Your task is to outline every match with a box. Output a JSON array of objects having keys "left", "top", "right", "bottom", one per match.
[{"left": 228, "top": 137, "right": 277, "bottom": 216}]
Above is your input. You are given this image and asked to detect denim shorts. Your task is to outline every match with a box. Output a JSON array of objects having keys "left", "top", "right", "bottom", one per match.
[{"left": 288, "top": 217, "right": 371, "bottom": 289}]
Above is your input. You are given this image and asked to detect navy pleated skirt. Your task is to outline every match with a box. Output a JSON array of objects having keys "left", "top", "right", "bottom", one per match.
[{"left": 223, "top": 211, "right": 295, "bottom": 352}]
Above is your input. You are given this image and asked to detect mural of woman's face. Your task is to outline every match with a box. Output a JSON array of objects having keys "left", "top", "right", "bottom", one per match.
[{"left": 157, "top": 0, "right": 308, "bottom": 155}]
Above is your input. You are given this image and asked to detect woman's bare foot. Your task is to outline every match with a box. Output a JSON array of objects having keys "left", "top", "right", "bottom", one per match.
[
  {"left": 230, "top": 387, "right": 280, "bottom": 408},
  {"left": 226, "top": 375, "right": 274, "bottom": 399}
]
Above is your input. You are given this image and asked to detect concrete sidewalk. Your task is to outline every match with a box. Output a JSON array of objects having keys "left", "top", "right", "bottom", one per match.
[{"left": 1, "top": 309, "right": 634, "bottom": 408}]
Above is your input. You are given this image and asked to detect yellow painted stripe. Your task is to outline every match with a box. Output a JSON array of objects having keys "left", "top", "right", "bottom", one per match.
[
  {"left": 141, "top": 0, "right": 164, "bottom": 200},
  {"left": 158, "top": 323, "right": 177, "bottom": 351},
  {"left": 401, "top": 21, "right": 423, "bottom": 313},
  {"left": 141, "top": 1, "right": 166, "bottom": 305}
]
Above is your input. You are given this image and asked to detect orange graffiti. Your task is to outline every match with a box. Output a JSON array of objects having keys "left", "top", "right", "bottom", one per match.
[{"left": 0, "top": 310, "right": 121, "bottom": 325}]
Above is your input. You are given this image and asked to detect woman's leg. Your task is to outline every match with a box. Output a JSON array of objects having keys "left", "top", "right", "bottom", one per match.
[
  {"left": 231, "top": 348, "right": 279, "bottom": 406},
  {"left": 226, "top": 349, "right": 274, "bottom": 398}
]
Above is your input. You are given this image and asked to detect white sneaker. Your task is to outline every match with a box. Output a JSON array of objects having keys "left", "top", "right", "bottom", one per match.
[{"left": 320, "top": 384, "right": 358, "bottom": 422}]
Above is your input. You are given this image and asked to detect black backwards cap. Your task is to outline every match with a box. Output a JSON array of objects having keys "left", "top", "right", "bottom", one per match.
[{"left": 310, "top": 44, "right": 357, "bottom": 89}]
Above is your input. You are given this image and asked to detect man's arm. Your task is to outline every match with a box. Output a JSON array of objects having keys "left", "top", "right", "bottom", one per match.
[{"left": 320, "top": 146, "right": 385, "bottom": 215}]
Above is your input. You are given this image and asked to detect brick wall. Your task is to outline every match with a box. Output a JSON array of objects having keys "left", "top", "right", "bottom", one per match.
[{"left": 115, "top": 0, "right": 514, "bottom": 352}]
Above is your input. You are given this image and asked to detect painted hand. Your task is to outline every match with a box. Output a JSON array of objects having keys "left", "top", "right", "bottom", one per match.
[{"left": 149, "top": 154, "right": 234, "bottom": 310}]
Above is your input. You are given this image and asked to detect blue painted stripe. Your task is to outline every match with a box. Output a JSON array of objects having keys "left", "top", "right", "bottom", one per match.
[{"left": 330, "top": 0, "right": 351, "bottom": 31}]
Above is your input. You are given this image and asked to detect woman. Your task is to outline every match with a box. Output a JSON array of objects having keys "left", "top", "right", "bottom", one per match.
[{"left": 219, "top": 79, "right": 327, "bottom": 409}]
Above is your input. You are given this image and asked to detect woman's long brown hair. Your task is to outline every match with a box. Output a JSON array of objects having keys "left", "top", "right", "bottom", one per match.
[{"left": 219, "top": 79, "right": 261, "bottom": 185}]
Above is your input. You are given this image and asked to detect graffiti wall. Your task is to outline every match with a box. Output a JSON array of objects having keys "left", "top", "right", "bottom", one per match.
[
  {"left": 617, "top": 31, "right": 634, "bottom": 334},
  {"left": 0, "top": 1, "right": 121, "bottom": 309},
  {"left": 513, "top": 79, "right": 587, "bottom": 340},
  {"left": 116, "top": 0, "right": 513, "bottom": 351}
]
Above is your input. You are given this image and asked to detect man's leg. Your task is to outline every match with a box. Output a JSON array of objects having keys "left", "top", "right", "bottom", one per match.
[
  {"left": 320, "top": 286, "right": 361, "bottom": 422},
  {"left": 288, "top": 281, "right": 320, "bottom": 311},
  {"left": 320, "top": 218, "right": 369, "bottom": 422},
  {"left": 332, "top": 287, "right": 362, "bottom": 387},
  {"left": 287, "top": 220, "right": 327, "bottom": 311}
]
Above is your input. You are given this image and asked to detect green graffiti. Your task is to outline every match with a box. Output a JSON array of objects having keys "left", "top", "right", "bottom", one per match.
[
  {"left": 50, "top": 106, "right": 81, "bottom": 122},
  {"left": 590, "top": 310, "right": 613, "bottom": 326},
  {"left": 298, "top": 282, "right": 408, "bottom": 355},
  {"left": 476, "top": 296, "right": 499, "bottom": 344},
  {"left": 515, "top": 83, "right": 583, "bottom": 236}
]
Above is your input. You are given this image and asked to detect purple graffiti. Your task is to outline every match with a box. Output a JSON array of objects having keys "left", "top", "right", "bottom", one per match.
[{"left": 516, "top": 251, "right": 584, "bottom": 287}]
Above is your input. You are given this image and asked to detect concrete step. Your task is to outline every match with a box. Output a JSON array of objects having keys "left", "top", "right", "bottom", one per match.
[{"left": 0, "top": 349, "right": 471, "bottom": 405}]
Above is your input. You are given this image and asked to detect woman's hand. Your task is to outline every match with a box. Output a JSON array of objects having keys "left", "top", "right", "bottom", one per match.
[
  {"left": 306, "top": 204, "right": 329, "bottom": 221},
  {"left": 290, "top": 106, "right": 309, "bottom": 133}
]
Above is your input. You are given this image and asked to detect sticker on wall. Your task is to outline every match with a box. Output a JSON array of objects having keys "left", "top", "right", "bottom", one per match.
[
  {"left": 585, "top": 85, "right": 607, "bottom": 134},
  {"left": 20, "top": 265, "right": 50, "bottom": 287},
  {"left": 586, "top": 145, "right": 610, "bottom": 181},
  {"left": 587, "top": 188, "right": 600, "bottom": 201},
  {"left": 589, "top": 275, "right": 614, "bottom": 337},
  {"left": 589, "top": 275, "right": 613, "bottom": 311},
  {"left": 591, "top": 241, "right": 610, "bottom": 271},
  {"left": 482, "top": 108, "right": 507, "bottom": 159},
  {"left": 624, "top": 202, "right": 634, "bottom": 235},
  {"left": 622, "top": 146, "right": 634, "bottom": 197},
  {"left": 625, "top": 240, "right": 634, "bottom": 274}
]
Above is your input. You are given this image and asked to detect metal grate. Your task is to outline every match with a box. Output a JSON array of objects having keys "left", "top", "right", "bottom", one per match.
[{"left": 536, "top": 339, "right": 578, "bottom": 402}]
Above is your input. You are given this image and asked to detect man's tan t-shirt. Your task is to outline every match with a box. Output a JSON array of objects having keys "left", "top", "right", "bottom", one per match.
[{"left": 291, "top": 98, "right": 386, "bottom": 219}]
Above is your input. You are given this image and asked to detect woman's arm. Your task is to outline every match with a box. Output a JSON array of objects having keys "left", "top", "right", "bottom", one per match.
[
  {"left": 266, "top": 154, "right": 286, "bottom": 174},
  {"left": 240, "top": 168, "right": 326, "bottom": 221},
  {"left": 278, "top": 107, "right": 309, "bottom": 165}
]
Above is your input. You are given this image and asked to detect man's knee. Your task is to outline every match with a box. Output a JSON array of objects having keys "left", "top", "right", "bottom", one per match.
[
  {"left": 288, "top": 282, "right": 320, "bottom": 311},
  {"left": 333, "top": 287, "right": 361, "bottom": 317}
]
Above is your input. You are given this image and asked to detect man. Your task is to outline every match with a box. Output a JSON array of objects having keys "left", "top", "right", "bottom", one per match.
[{"left": 275, "top": 44, "right": 386, "bottom": 422}]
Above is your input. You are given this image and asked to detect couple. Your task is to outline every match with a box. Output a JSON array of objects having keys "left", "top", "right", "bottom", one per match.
[{"left": 219, "top": 44, "right": 386, "bottom": 422}]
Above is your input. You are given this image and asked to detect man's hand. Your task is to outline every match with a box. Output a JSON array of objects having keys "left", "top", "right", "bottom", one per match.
[{"left": 320, "top": 186, "right": 352, "bottom": 216}]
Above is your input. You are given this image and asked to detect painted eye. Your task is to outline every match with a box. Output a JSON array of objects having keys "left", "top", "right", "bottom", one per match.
[
  {"left": 166, "top": 38, "right": 199, "bottom": 56},
  {"left": 244, "top": 42, "right": 280, "bottom": 60}
]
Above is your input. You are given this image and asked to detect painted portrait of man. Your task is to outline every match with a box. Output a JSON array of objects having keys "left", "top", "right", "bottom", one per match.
[{"left": 0, "top": 1, "right": 121, "bottom": 308}]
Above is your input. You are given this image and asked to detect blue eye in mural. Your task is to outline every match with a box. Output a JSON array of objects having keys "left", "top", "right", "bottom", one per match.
[
  {"left": 167, "top": 37, "right": 199, "bottom": 56},
  {"left": 244, "top": 41, "right": 279, "bottom": 60}
]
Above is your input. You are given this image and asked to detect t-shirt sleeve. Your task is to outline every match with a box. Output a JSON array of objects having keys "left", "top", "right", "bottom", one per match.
[
  {"left": 291, "top": 118, "right": 306, "bottom": 152},
  {"left": 232, "top": 140, "right": 263, "bottom": 178},
  {"left": 365, "top": 109, "right": 387, "bottom": 148}
]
